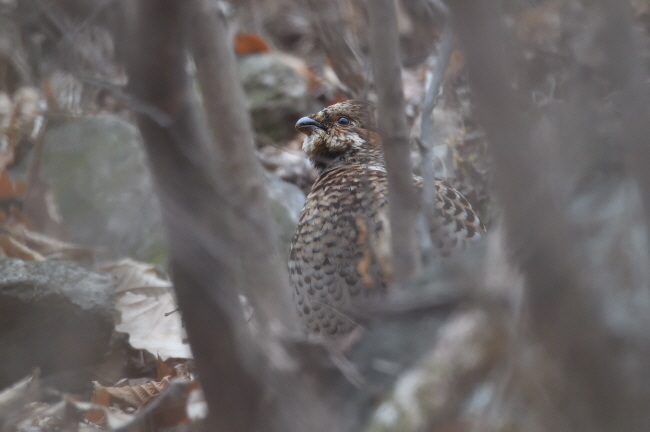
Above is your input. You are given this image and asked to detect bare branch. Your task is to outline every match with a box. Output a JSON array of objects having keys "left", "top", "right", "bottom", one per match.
[
  {"left": 449, "top": 0, "right": 650, "bottom": 430},
  {"left": 188, "top": 0, "right": 297, "bottom": 334},
  {"left": 123, "top": 1, "right": 265, "bottom": 430},
  {"left": 367, "top": 0, "right": 420, "bottom": 283},
  {"left": 420, "top": 1, "right": 454, "bottom": 150},
  {"left": 418, "top": 0, "right": 454, "bottom": 262},
  {"left": 306, "top": 0, "right": 367, "bottom": 97}
]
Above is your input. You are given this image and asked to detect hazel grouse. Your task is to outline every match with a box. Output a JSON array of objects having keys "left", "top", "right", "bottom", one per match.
[{"left": 288, "top": 100, "right": 485, "bottom": 336}]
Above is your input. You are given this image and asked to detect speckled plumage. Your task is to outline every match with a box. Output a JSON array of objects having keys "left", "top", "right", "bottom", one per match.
[{"left": 289, "top": 100, "right": 485, "bottom": 336}]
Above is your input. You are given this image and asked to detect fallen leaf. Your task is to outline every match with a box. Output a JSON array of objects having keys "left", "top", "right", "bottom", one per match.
[
  {"left": 91, "top": 377, "right": 173, "bottom": 410},
  {"left": 101, "top": 259, "right": 192, "bottom": 360},
  {"left": 86, "top": 384, "right": 111, "bottom": 424},
  {"left": 156, "top": 355, "right": 176, "bottom": 381},
  {"left": 235, "top": 32, "right": 271, "bottom": 55},
  {"left": 77, "top": 399, "right": 135, "bottom": 429},
  {"left": 156, "top": 355, "right": 192, "bottom": 381},
  {"left": 3, "top": 223, "right": 96, "bottom": 260},
  {"left": 89, "top": 378, "right": 195, "bottom": 430},
  {"left": 0, "top": 370, "right": 41, "bottom": 412},
  {"left": 0, "top": 233, "right": 45, "bottom": 260}
]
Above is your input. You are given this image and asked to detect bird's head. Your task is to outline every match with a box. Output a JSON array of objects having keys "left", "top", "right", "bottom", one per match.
[{"left": 295, "top": 100, "right": 384, "bottom": 173}]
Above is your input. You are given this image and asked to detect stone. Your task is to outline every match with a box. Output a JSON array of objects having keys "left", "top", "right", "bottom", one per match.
[
  {"left": 265, "top": 172, "right": 305, "bottom": 256},
  {"left": 238, "top": 52, "right": 311, "bottom": 141},
  {"left": 41, "top": 115, "right": 166, "bottom": 262},
  {"left": 0, "top": 259, "right": 114, "bottom": 390}
]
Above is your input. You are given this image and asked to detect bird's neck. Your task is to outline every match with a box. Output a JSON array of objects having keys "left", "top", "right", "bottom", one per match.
[
  {"left": 351, "top": 145, "right": 387, "bottom": 172},
  {"left": 315, "top": 145, "right": 386, "bottom": 175}
]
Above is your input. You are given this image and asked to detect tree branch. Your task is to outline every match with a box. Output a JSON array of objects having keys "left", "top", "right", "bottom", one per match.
[
  {"left": 449, "top": 1, "right": 650, "bottom": 430},
  {"left": 306, "top": 0, "right": 367, "bottom": 97},
  {"left": 123, "top": 1, "right": 264, "bottom": 430},
  {"left": 367, "top": 0, "right": 420, "bottom": 284},
  {"left": 188, "top": 0, "right": 297, "bottom": 335},
  {"left": 418, "top": 0, "right": 454, "bottom": 262}
]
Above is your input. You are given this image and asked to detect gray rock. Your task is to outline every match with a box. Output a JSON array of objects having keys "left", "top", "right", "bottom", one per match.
[
  {"left": 41, "top": 115, "right": 166, "bottom": 262},
  {"left": 265, "top": 173, "right": 305, "bottom": 257},
  {"left": 238, "top": 53, "right": 310, "bottom": 141},
  {"left": 0, "top": 259, "right": 114, "bottom": 390}
]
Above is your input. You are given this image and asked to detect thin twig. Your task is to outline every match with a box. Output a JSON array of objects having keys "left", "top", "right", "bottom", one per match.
[
  {"left": 24, "top": 117, "right": 47, "bottom": 200},
  {"left": 420, "top": 1, "right": 454, "bottom": 148},
  {"left": 418, "top": 0, "right": 455, "bottom": 263},
  {"left": 306, "top": 0, "right": 365, "bottom": 97}
]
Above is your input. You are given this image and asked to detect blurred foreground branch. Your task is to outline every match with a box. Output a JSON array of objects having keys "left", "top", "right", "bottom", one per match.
[
  {"left": 123, "top": 1, "right": 263, "bottom": 430},
  {"left": 189, "top": 0, "right": 297, "bottom": 334},
  {"left": 368, "top": 0, "right": 420, "bottom": 284},
  {"left": 418, "top": 0, "right": 454, "bottom": 262},
  {"left": 450, "top": 0, "right": 650, "bottom": 430}
]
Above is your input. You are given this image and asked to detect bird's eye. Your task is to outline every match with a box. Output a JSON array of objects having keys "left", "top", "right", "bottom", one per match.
[{"left": 336, "top": 116, "right": 350, "bottom": 125}]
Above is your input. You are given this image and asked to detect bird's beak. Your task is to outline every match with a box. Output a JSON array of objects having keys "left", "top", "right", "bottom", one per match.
[{"left": 295, "top": 117, "right": 325, "bottom": 135}]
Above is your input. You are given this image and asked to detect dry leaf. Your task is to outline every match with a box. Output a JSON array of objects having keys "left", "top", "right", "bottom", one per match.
[
  {"left": 86, "top": 384, "right": 111, "bottom": 425},
  {"left": 78, "top": 399, "right": 135, "bottom": 429},
  {"left": 235, "top": 32, "right": 271, "bottom": 55},
  {"left": 4, "top": 224, "right": 96, "bottom": 260},
  {"left": 101, "top": 259, "right": 192, "bottom": 360},
  {"left": 156, "top": 355, "right": 192, "bottom": 381},
  {"left": 0, "top": 224, "right": 96, "bottom": 261},
  {"left": 89, "top": 378, "right": 195, "bottom": 430},
  {"left": 0, "top": 372, "right": 100, "bottom": 432},
  {"left": 0, "top": 370, "right": 41, "bottom": 412},
  {"left": 0, "top": 233, "right": 45, "bottom": 260},
  {"left": 91, "top": 377, "right": 173, "bottom": 410},
  {"left": 156, "top": 355, "right": 176, "bottom": 381}
]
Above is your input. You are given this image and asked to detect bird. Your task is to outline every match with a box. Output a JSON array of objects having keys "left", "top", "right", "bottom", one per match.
[{"left": 288, "top": 100, "right": 485, "bottom": 336}]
